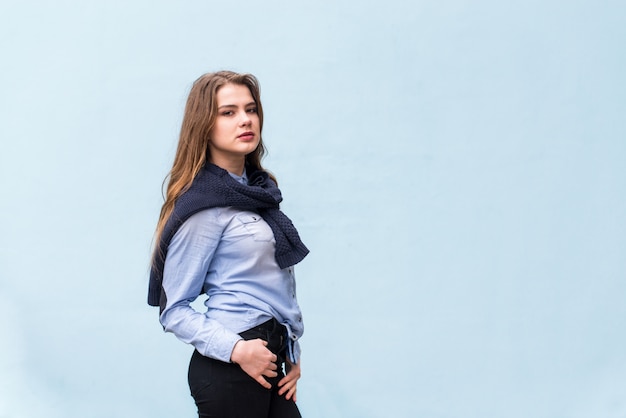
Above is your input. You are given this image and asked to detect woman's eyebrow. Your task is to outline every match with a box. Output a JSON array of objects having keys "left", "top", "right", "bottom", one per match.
[{"left": 218, "top": 101, "right": 256, "bottom": 110}]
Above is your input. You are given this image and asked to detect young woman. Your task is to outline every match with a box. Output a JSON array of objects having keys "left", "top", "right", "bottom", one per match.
[{"left": 148, "top": 71, "right": 309, "bottom": 418}]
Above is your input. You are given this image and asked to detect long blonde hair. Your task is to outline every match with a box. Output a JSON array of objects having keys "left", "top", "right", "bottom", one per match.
[{"left": 152, "top": 71, "right": 270, "bottom": 263}]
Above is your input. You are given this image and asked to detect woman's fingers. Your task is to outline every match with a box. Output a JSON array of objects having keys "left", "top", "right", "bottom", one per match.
[
  {"left": 231, "top": 339, "right": 279, "bottom": 389},
  {"left": 262, "top": 361, "right": 278, "bottom": 378},
  {"left": 278, "top": 359, "right": 301, "bottom": 400},
  {"left": 282, "top": 383, "right": 297, "bottom": 400}
]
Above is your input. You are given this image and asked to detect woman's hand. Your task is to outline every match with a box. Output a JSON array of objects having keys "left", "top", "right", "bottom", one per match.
[
  {"left": 230, "top": 339, "right": 278, "bottom": 389},
  {"left": 278, "top": 358, "right": 301, "bottom": 401}
]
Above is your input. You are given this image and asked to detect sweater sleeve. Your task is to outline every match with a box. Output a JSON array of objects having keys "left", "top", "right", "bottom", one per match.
[{"left": 159, "top": 208, "right": 242, "bottom": 362}]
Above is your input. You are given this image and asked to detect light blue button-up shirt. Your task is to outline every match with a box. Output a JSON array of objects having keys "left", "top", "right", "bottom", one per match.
[{"left": 159, "top": 171, "right": 303, "bottom": 364}]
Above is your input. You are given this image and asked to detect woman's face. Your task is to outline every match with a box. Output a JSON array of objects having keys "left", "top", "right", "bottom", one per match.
[{"left": 208, "top": 83, "right": 261, "bottom": 167}]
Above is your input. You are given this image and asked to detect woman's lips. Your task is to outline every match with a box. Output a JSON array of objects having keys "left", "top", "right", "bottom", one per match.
[{"left": 238, "top": 132, "right": 255, "bottom": 141}]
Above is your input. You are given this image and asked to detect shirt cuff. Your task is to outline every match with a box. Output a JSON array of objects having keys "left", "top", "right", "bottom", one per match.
[
  {"left": 287, "top": 339, "right": 301, "bottom": 364},
  {"left": 204, "top": 329, "right": 243, "bottom": 363}
]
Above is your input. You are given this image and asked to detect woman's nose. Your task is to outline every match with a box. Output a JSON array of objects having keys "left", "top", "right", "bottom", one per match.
[{"left": 239, "top": 111, "right": 252, "bottom": 126}]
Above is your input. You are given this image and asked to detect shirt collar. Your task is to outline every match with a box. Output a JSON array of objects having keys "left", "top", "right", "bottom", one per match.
[{"left": 228, "top": 170, "right": 248, "bottom": 185}]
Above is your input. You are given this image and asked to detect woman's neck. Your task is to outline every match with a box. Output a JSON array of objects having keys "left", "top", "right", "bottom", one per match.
[{"left": 209, "top": 156, "right": 245, "bottom": 176}]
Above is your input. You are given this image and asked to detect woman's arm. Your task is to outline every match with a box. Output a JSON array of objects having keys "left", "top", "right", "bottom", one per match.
[
  {"left": 159, "top": 209, "right": 242, "bottom": 362},
  {"left": 160, "top": 208, "right": 289, "bottom": 389}
]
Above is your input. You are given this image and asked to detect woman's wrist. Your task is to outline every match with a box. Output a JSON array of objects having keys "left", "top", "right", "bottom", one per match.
[{"left": 230, "top": 339, "right": 244, "bottom": 363}]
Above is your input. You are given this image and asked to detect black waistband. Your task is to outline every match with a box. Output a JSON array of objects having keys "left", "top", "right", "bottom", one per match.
[{"left": 239, "top": 318, "right": 288, "bottom": 361}]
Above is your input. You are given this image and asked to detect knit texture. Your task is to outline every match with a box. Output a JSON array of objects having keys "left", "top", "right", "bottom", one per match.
[{"left": 148, "top": 163, "right": 309, "bottom": 309}]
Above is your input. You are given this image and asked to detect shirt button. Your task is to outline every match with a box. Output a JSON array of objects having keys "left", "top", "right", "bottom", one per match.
[{"left": 291, "top": 335, "right": 297, "bottom": 340}]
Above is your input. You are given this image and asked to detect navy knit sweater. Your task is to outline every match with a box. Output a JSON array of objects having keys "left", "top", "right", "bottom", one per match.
[{"left": 148, "top": 163, "right": 309, "bottom": 310}]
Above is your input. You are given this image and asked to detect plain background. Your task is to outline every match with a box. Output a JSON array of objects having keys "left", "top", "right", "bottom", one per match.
[{"left": 1, "top": 1, "right": 625, "bottom": 417}]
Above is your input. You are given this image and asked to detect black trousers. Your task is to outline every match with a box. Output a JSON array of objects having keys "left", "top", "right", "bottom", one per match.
[{"left": 188, "top": 319, "right": 302, "bottom": 418}]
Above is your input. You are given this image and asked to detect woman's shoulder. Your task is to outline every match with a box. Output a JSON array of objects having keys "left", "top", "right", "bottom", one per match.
[
  {"left": 184, "top": 207, "right": 224, "bottom": 225},
  {"left": 183, "top": 207, "right": 255, "bottom": 227},
  {"left": 172, "top": 207, "right": 228, "bottom": 244},
  {"left": 175, "top": 207, "right": 260, "bottom": 243}
]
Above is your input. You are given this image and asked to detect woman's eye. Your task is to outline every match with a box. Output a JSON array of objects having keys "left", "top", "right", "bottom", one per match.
[
  {"left": 221, "top": 111, "right": 234, "bottom": 116},
  {"left": 247, "top": 107, "right": 258, "bottom": 114}
]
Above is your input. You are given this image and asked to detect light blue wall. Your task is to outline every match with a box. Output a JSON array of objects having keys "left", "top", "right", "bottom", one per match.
[{"left": 1, "top": 1, "right": 625, "bottom": 417}]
